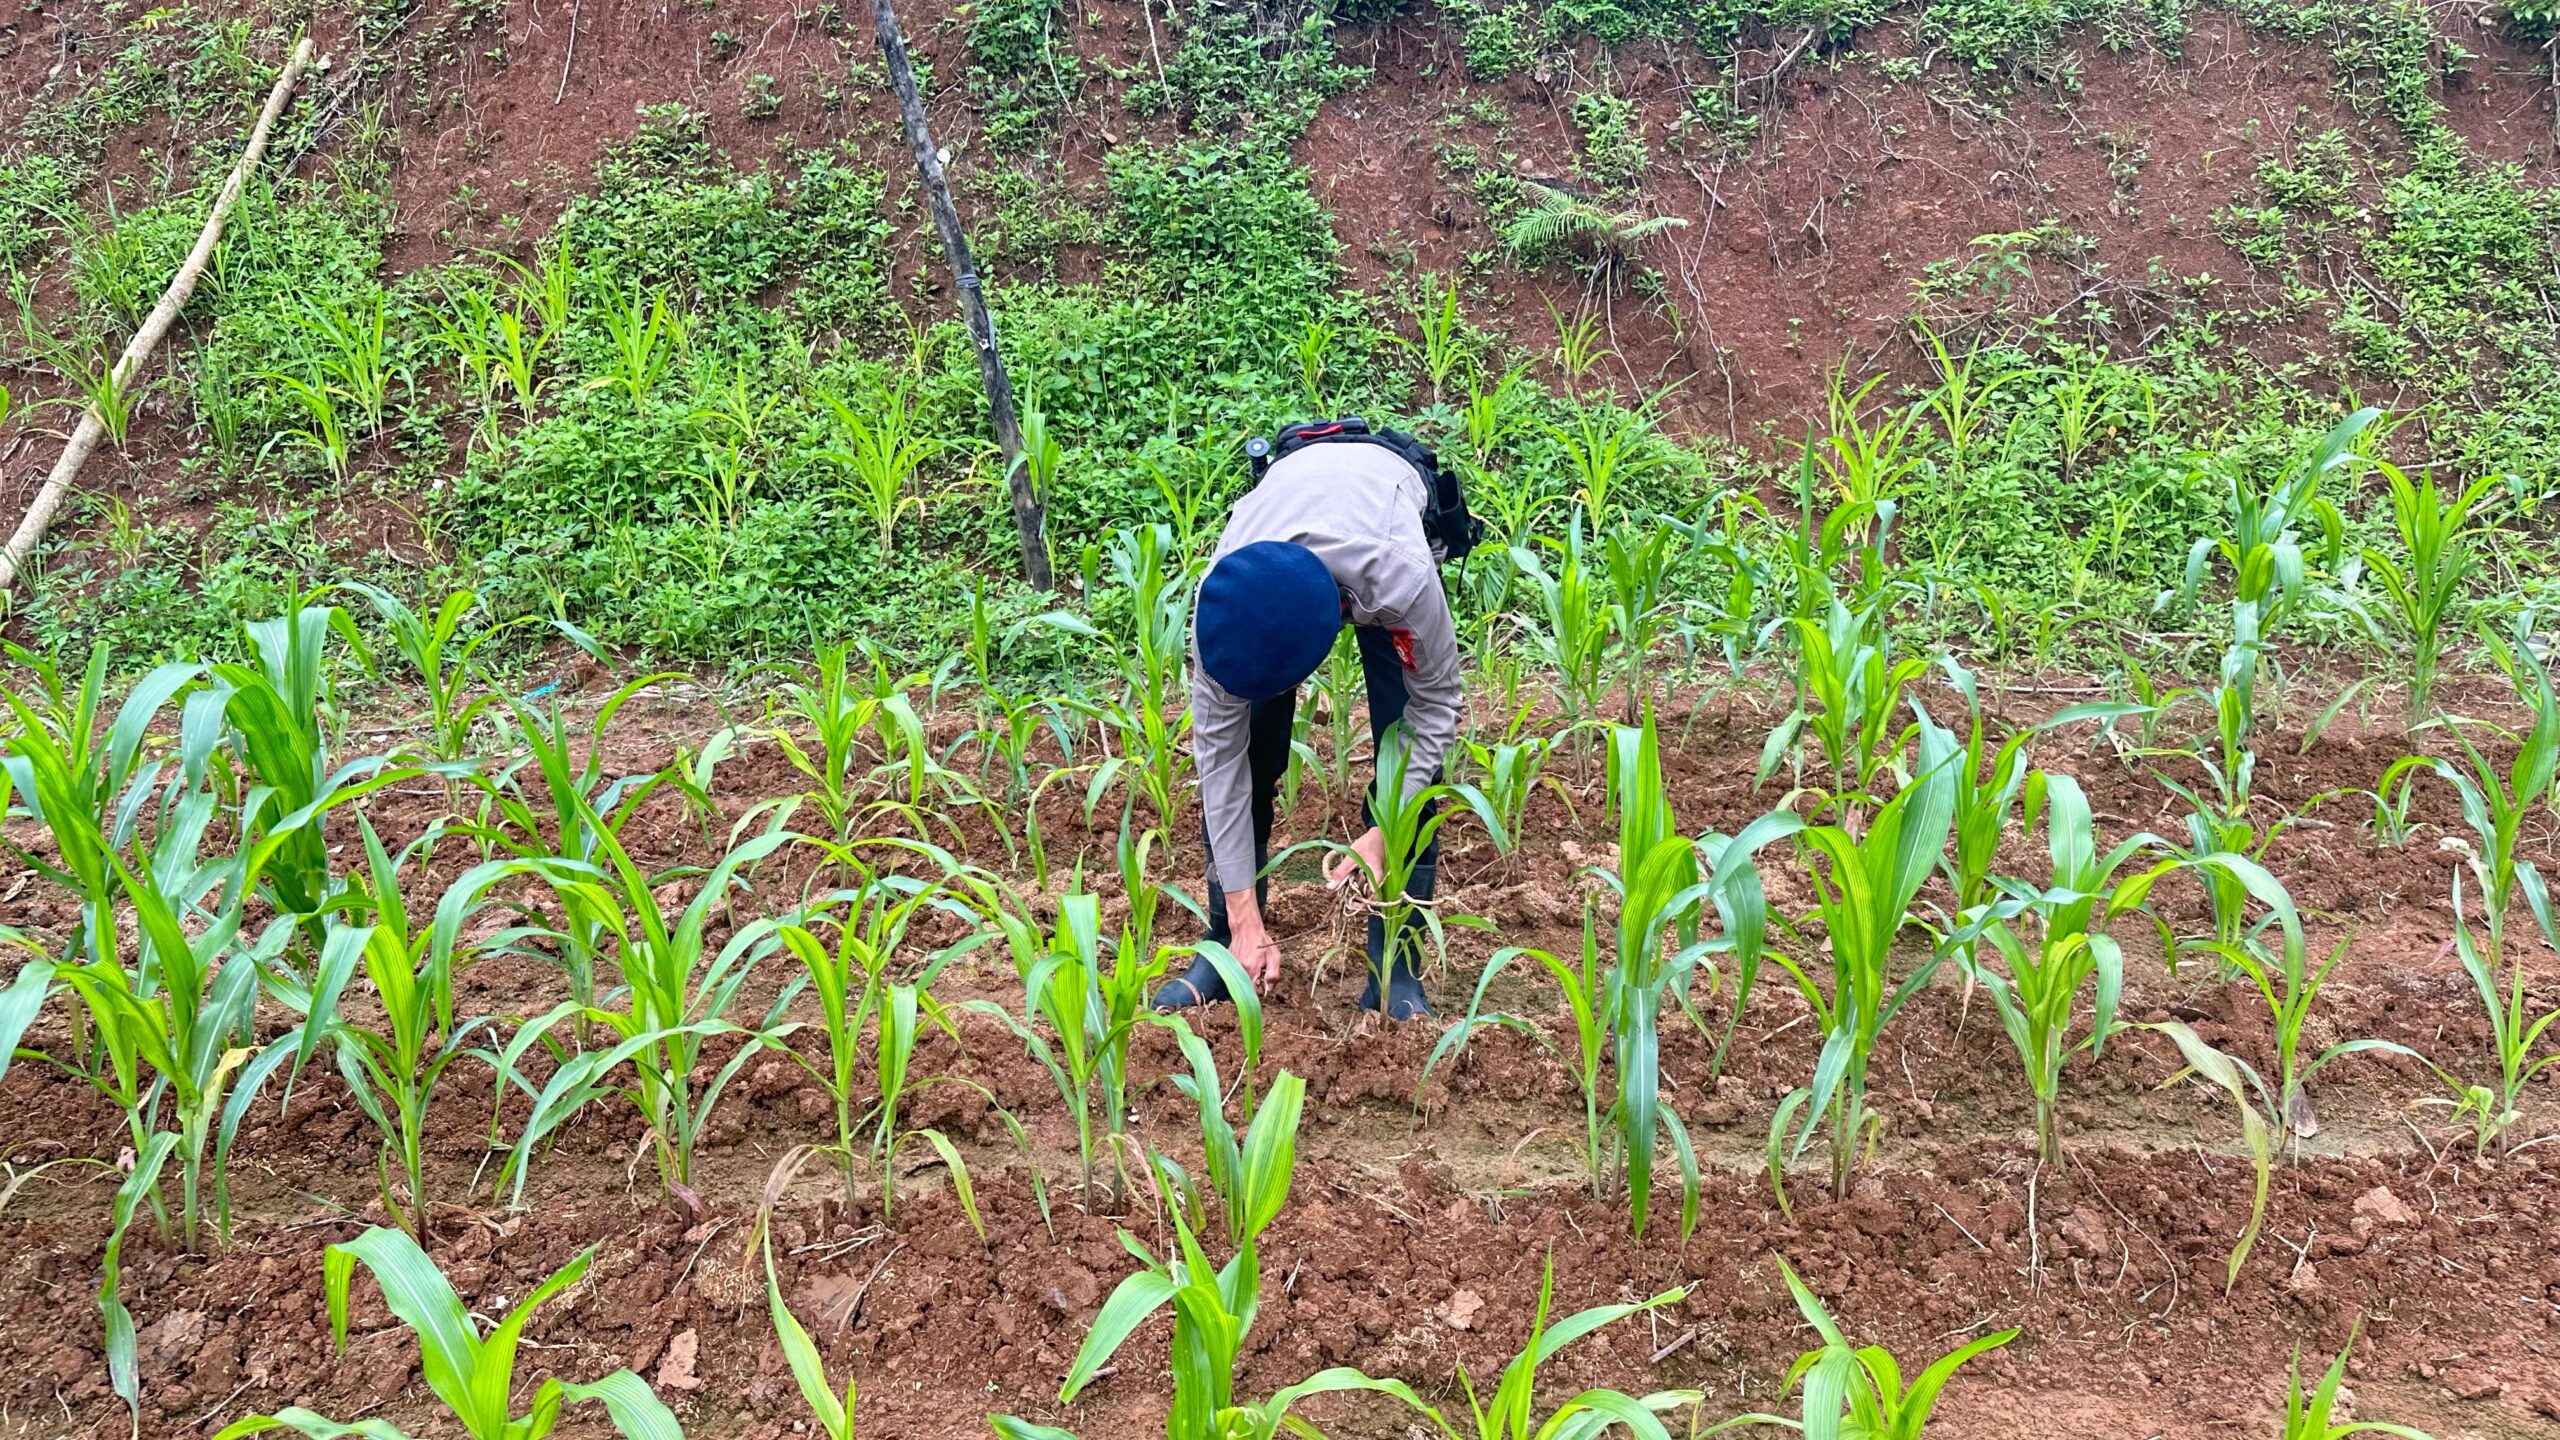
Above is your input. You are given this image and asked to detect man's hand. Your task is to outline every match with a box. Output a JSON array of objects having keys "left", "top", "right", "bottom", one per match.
[
  {"left": 1225, "top": 890, "right": 1282, "bottom": 986},
  {"left": 1327, "top": 825, "right": 1389, "bottom": 895}
]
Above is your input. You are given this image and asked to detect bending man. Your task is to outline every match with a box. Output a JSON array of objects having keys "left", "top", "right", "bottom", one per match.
[{"left": 1152, "top": 424, "right": 1468, "bottom": 1020}]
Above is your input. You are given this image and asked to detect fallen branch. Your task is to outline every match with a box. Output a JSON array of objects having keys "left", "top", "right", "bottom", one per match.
[{"left": 0, "top": 33, "right": 316, "bottom": 599}]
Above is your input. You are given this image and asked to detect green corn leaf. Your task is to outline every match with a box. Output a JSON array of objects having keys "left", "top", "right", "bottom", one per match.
[
  {"left": 1059, "top": 1268, "right": 1179, "bottom": 1403},
  {"left": 553, "top": 1371, "right": 686, "bottom": 1440}
]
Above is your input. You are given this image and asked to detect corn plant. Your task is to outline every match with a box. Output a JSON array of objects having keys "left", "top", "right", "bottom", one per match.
[
  {"left": 0, "top": 642, "right": 208, "bottom": 964},
  {"left": 1757, "top": 596, "right": 1927, "bottom": 827},
  {"left": 1404, "top": 271, "right": 1469, "bottom": 401},
  {"left": 2177, "top": 852, "right": 2422, "bottom": 1140},
  {"left": 1952, "top": 774, "right": 2173, "bottom": 1163},
  {"left": 214, "top": 1226, "right": 682, "bottom": 1440},
  {"left": 1412, "top": 1254, "right": 1696, "bottom": 1440},
  {"left": 770, "top": 842, "right": 1010, "bottom": 1231},
  {"left": 1601, "top": 514, "right": 1686, "bottom": 722},
  {"left": 2277, "top": 1325, "right": 2435, "bottom": 1440},
  {"left": 1705, "top": 1256, "right": 2016, "bottom": 1439},
  {"left": 495, "top": 815, "right": 801, "bottom": 1202},
  {"left": 993, "top": 1370, "right": 1432, "bottom": 1440},
  {"left": 261, "top": 370, "right": 354, "bottom": 480},
  {"left": 27, "top": 328, "right": 148, "bottom": 448},
  {"left": 1911, "top": 321, "right": 2029, "bottom": 568},
  {"left": 346, "top": 584, "right": 515, "bottom": 766},
  {"left": 288, "top": 820, "right": 500, "bottom": 1243},
  {"left": 297, "top": 288, "right": 395, "bottom": 436},
  {"left": 766, "top": 1234, "right": 858, "bottom": 1440},
  {"left": 1765, "top": 728, "right": 1955, "bottom": 1210},
  {"left": 764, "top": 639, "right": 891, "bottom": 848},
  {"left": 492, "top": 303, "right": 547, "bottom": 415},
  {"left": 1509, "top": 518, "right": 1614, "bottom": 725},
  {"left": 468, "top": 674, "right": 682, "bottom": 981},
  {"left": 1429, "top": 906, "right": 1614, "bottom": 1201},
  {"left": 1544, "top": 397, "right": 1673, "bottom": 522},
  {"left": 1032, "top": 1025, "right": 1306, "bottom": 1439},
  {"left": 1461, "top": 706, "right": 1580, "bottom": 855},
  {"left": 2169, "top": 407, "right": 2378, "bottom": 633},
  {"left": 1923, "top": 657, "right": 2141, "bottom": 995},
  {"left": 429, "top": 273, "right": 504, "bottom": 440},
  {"left": 2381, "top": 625, "right": 2560, "bottom": 1150},
  {"left": 597, "top": 282, "right": 686, "bottom": 404},
  {"left": 2039, "top": 346, "right": 2144, "bottom": 484},
  {"left": 1815, "top": 369, "right": 1927, "bottom": 517},
  {"left": 2361, "top": 464, "right": 2498, "bottom": 718},
  {"left": 1336, "top": 723, "right": 1508, "bottom": 1014},
  {"left": 817, "top": 375, "right": 943, "bottom": 555}
]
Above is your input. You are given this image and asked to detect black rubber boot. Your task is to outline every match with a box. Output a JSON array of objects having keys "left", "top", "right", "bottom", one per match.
[
  {"left": 1152, "top": 953, "right": 1234, "bottom": 1011},
  {"left": 1356, "top": 857, "right": 1437, "bottom": 1020}
]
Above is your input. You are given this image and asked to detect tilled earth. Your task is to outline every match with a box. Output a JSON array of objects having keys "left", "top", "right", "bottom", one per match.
[{"left": 4, "top": 675, "right": 2559, "bottom": 1439}]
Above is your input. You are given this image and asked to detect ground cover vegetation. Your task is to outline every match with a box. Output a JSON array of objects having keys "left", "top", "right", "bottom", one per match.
[{"left": 0, "top": 0, "right": 2557, "bottom": 1436}]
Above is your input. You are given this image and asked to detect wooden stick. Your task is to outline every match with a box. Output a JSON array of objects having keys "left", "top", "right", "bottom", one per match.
[
  {"left": 0, "top": 34, "right": 316, "bottom": 599},
  {"left": 867, "top": 0, "right": 1052, "bottom": 590}
]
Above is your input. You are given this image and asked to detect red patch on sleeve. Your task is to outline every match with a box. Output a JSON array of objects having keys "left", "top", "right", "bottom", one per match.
[{"left": 1388, "top": 627, "right": 1418, "bottom": 672}]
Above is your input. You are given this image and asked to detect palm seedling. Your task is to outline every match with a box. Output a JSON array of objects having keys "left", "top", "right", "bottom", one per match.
[
  {"left": 1765, "top": 724, "right": 1956, "bottom": 1210},
  {"left": 2379, "top": 619, "right": 2560, "bottom": 1151},
  {"left": 2360, "top": 463, "right": 2498, "bottom": 719},
  {"left": 215, "top": 1226, "right": 682, "bottom": 1440},
  {"left": 1705, "top": 1255, "right": 2017, "bottom": 1438},
  {"left": 1499, "top": 182, "right": 1687, "bottom": 289},
  {"left": 1012, "top": 1024, "right": 1306, "bottom": 1439}
]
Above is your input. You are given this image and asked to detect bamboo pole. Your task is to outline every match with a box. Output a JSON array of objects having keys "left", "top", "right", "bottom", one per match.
[{"left": 0, "top": 34, "right": 316, "bottom": 599}]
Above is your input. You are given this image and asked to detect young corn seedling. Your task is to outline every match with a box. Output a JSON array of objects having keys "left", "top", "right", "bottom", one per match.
[
  {"left": 1461, "top": 705, "right": 1583, "bottom": 856},
  {"left": 468, "top": 676, "right": 682, "bottom": 1025},
  {"left": 288, "top": 819, "right": 502, "bottom": 1243},
  {"left": 993, "top": 1370, "right": 1436, "bottom": 1440},
  {"left": 2277, "top": 1324, "right": 2435, "bottom": 1440},
  {"left": 763, "top": 639, "right": 891, "bottom": 849},
  {"left": 1423, "top": 1252, "right": 1696, "bottom": 1440},
  {"left": 770, "top": 841, "right": 1019, "bottom": 1232},
  {"left": 1601, "top": 513, "right": 1686, "bottom": 722},
  {"left": 597, "top": 282, "right": 687, "bottom": 404},
  {"left": 1706, "top": 1255, "right": 2016, "bottom": 1439},
  {"left": 816, "top": 374, "right": 944, "bottom": 555},
  {"left": 1428, "top": 905, "right": 1615, "bottom": 1201},
  {"left": 495, "top": 813, "right": 801, "bottom": 1203},
  {"left": 5, "top": 833, "right": 296, "bottom": 1418},
  {"left": 2361, "top": 464, "right": 2497, "bottom": 720},
  {"left": 1950, "top": 773, "right": 2172, "bottom": 1163},
  {"left": 1508, "top": 517, "right": 1615, "bottom": 726},
  {"left": 296, "top": 288, "right": 395, "bottom": 437},
  {"left": 1765, "top": 721, "right": 1955, "bottom": 1210},
  {"left": 1924, "top": 656, "right": 2142, "bottom": 959},
  {"left": 2380, "top": 621, "right": 2560, "bottom": 1150},
  {"left": 2168, "top": 407, "right": 2377, "bottom": 634},
  {"left": 213, "top": 594, "right": 417, "bottom": 926},
  {"left": 0, "top": 641, "right": 209, "bottom": 965},
  {"left": 1020, "top": 1024, "right": 1306, "bottom": 1440},
  {"left": 345, "top": 584, "right": 517, "bottom": 768},
  {"left": 765, "top": 1231, "right": 859, "bottom": 1440},
  {"left": 214, "top": 1226, "right": 682, "bottom": 1440},
  {"left": 2177, "top": 851, "right": 2424, "bottom": 1141},
  {"left": 1335, "top": 722, "right": 1508, "bottom": 1019},
  {"left": 1757, "top": 596, "right": 1927, "bottom": 829}
]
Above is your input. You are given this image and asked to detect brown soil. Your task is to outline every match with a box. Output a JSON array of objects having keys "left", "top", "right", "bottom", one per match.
[{"left": 5, "top": 671, "right": 2560, "bottom": 1438}]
